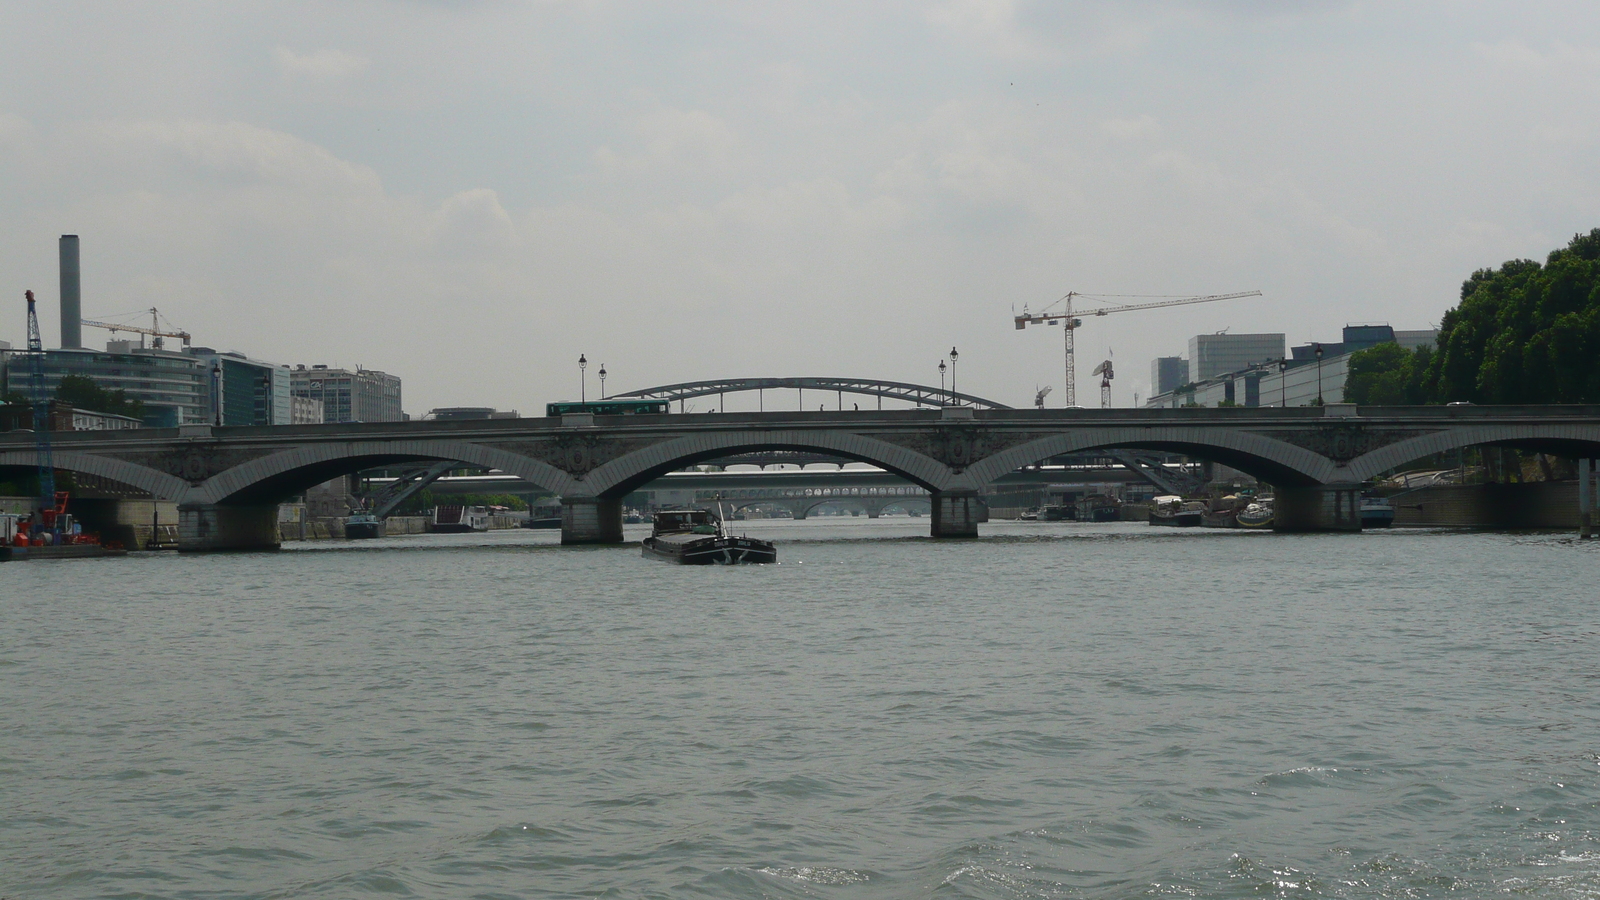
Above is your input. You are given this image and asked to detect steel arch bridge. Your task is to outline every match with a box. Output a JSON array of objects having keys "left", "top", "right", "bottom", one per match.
[{"left": 607, "top": 377, "right": 1012, "bottom": 411}]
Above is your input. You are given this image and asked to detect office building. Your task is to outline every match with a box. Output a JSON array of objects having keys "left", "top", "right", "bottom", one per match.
[
  {"left": 290, "top": 365, "right": 403, "bottom": 423},
  {"left": 1, "top": 345, "right": 207, "bottom": 426},
  {"left": 1187, "top": 333, "right": 1286, "bottom": 383},
  {"left": 1395, "top": 329, "right": 1438, "bottom": 350},
  {"left": 187, "top": 348, "right": 292, "bottom": 426},
  {"left": 291, "top": 395, "right": 324, "bottom": 425},
  {"left": 1151, "top": 357, "right": 1188, "bottom": 395}
]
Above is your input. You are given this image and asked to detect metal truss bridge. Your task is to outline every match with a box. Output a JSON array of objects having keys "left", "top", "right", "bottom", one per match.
[{"left": 607, "top": 377, "right": 1011, "bottom": 411}]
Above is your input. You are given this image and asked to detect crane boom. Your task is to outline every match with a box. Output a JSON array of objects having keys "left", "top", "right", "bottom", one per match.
[
  {"left": 81, "top": 307, "right": 191, "bottom": 349},
  {"left": 1014, "top": 290, "right": 1260, "bottom": 406}
]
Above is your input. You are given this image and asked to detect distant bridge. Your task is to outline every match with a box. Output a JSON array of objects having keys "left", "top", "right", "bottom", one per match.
[
  {"left": 4, "top": 403, "right": 1598, "bottom": 549},
  {"left": 607, "top": 377, "right": 1010, "bottom": 411}
]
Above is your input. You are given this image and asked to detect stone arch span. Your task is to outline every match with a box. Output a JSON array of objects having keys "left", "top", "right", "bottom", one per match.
[
  {"left": 964, "top": 427, "right": 1338, "bottom": 488},
  {"left": 1346, "top": 423, "right": 1600, "bottom": 483},
  {"left": 583, "top": 430, "right": 954, "bottom": 499},
  {"left": 0, "top": 449, "right": 190, "bottom": 501},
  {"left": 198, "top": 439, "right": 580, "bottom": 506}
]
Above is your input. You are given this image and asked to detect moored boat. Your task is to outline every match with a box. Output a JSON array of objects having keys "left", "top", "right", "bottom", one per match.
[
  {"left": 1078, "top": 494, "right": 1122, "bottom": 522},
  {"left": 431, "top": 504, "right": 491, "bottom": 533},
  {"left": 1149, "top": 495, "right": 1204, "bottom": 527},
  {"left": 1360, "top": 495, "right": 1396, "bottom": 528},
  {"left": 344, "top": 512, "right": 384, "bottom": 539},
  {"left": 1236, "top": 498, "right": 1274, "bottom": 529},
  {"left": 522, "top": 503, "right": 562, "bottom": 529},
  {"left": 1201, "top": 494, "right": 1248, "bottom": 528},
  {"left": 641, "top": 509, "right": 776, "bottom": 565}
]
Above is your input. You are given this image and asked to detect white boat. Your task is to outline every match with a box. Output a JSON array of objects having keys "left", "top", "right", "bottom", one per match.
[
  {"left": 1360, "top": 495, "right": 1395, "bottom": 528},
  {"left": 431, "top": 505, "right": 491, "bottom": 533}
]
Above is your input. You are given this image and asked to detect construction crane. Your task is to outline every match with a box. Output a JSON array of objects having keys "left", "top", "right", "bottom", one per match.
[
  {"left": 22, "top": 290, "right": 64, "bottom": 536},
  {"left": 1033, "top": 385, "right": 1052, "bottom": 408},
  {"left": 1014, "top": 290, "right": 1261, "bottom": 407},
  {"left": 81, "top": 307, "right": 191, "bottom": 350},
  {"left": 1091, "top": 358, "right": 1114, "bottom": 409}
]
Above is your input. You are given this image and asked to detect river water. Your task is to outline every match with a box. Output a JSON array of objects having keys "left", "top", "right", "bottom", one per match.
[{"left": 3, "top": 519, "right": 1599, "bottom": 899}]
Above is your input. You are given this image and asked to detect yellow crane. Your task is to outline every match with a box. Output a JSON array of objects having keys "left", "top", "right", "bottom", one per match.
[
  {"left": 80, "top": 307, "right": 192, "bottom": 350},
  {"left": 1014, "top": 290, "right": 1261, "bottom": 407}
]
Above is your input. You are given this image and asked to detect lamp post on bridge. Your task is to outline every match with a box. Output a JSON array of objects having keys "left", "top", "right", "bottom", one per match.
[
  {"left": 1279, "top": 358, "right": 1288, "bottom": 408},
  {"left": 1314, "top": 343, "right": 1324, "bottom": 406},
  {"left": 579, "top": 354, "right": 587, "bottom": 403},
  {"left": 949, "top": 346, "right": 959, "bottom": 405},
  {"left": 598, "top": 364, "right": 607, "bottom": 400},
  {"left": 938, "top": 360, "right": 947, "bottom": 405}
]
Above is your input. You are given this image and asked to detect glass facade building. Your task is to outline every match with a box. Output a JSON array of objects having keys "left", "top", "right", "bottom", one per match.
[
  {"left": 1187, "top": 333, "right": 1286, "bottom": 383},
  {"left": 1151, "top": 356, "right": 1188, "bottom": 395},
  {"left": 188, "top": 349, "right": 292, "bottom": 426},
  {"left": 1, "top": 346, "right": 207, "bottom": 426}
]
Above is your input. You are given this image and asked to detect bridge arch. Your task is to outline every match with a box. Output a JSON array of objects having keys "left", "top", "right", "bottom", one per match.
[
  {"left": 608, "top": 377, "right": 1012, "bottom": 411},
  {"left": 0, "top": 449, "right": 190, "bottom": 501},
  {"left": 1346, "top": 422, "right": 1600, "bottom": 483},
  {"left": 197, "top": 439, "right": 581, "bottom": 506},
  {"left": 964, "top": 427, "right": 1338, "bottom": 488},
  {"left": 583, "top": 430, "right": 955, "bottom": 499}
]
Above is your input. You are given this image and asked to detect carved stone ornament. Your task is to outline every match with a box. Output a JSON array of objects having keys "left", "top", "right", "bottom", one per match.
[
  {"left": 112, "top": 446, "right": 276, "bottom": 485},
  {"left": 1267, "top": 425, "right": 1436, "bottom": 463},
  {"left": 877, "top": 428, "right": 1052, "bottom": 472},
  {"left": 491, "top": 436, "right": 654, "bottom": 479}
]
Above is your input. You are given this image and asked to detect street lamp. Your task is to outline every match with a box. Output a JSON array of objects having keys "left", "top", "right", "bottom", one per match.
[
  {"left": 212, "top": 361, "right": 222, "bottom": 426},
  {"left": 598, "top": 364, "right": 607, "bottom": 400},
  {"left": 938, "top": 360, "right": 947, "bottom": 404},
  {"left": 579, "top": 353, "right": 587, "bottom": 403},
  {"left": 1278, "top": 358, "right": 1288, "bottom": 408},
  {"left": 949, "top": 346, "right": 959, "bottom": 404},
  {"left": 1314, "top": 343, "right": 1324, "bottom": 406}
]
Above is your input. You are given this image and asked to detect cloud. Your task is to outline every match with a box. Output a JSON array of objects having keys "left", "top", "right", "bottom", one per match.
[
  {"left": 594, "top": 105, "right": 739, "bottom": 176},
  {"left": 88, "top": 120, "right": 384, "bottom": 195},
  {"left": 273, "top": 46, "right": 371, "bottom": 80},
  {"left": 1101, "top": 115, "right": 1162, "bottom": 141}
]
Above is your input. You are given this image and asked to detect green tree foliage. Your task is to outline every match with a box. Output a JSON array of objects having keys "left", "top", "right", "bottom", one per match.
[
  {"left": 1343, "top": 342, "right": 1434, "bottom": 405},
  {"left": 1423, "top": 228, "right": 1600, "bottom": 403},
  {"left": 54, "top": 375, "right": 145, "bottom": 419},
  {"left": 1345, "top": 229, "right": 1600, "bottom": 404}
]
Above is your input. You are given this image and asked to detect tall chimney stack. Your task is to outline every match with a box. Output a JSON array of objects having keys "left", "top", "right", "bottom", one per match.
[{"left": 59, "top": 234, "right": 82, "bottom": 349}]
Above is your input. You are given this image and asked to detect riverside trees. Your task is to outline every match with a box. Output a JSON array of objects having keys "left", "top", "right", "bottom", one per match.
[{"left": 1345, "top": 228, "right": 1600, "bottom": 405}]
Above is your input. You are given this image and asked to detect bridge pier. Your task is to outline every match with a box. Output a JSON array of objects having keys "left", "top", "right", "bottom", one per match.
[
  {"left": 931, "top": 490, "right": 985, "bottom": 538},
  {"left": 178, "top": 503, "right": 282, "bottom": 552},
  {"left": 1273, "top": 484, "right": 1362, "bottom": 532},
  {"left": 561, "top": 497, "right": 624, "bottom": 545}
]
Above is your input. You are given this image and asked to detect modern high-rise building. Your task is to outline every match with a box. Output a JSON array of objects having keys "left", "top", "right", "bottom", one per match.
[
  {"left": 1187, "top": 333, "right": 1286, "bottom": 383},
  {"left": 289, "top": 365, "right": 403, "bottom": 423},
  {"left": 1, "top": 344, "right": 208, "bottom": 426},
  {"left": 187, "top": 348, "right": 292, "bottom": 426},
  {"left": 1151, "top": 357, "right": 1188, "bottom": 395}
]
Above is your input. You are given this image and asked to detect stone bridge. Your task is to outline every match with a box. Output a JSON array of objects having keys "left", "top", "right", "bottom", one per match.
[{"left": 3, "top": 403, "right": 1597, "bottom": 550}]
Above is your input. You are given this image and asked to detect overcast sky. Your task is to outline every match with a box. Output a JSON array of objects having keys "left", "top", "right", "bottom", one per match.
[{"left": 2, "top": 1, "right": 1596, "bottom": 413}]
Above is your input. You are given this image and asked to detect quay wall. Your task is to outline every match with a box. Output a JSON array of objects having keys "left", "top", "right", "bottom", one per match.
[
  {"left": 278, "top": 514, "right": 522, "bottom": 542},
  {"left": 1385, "top": 482, "right": 1578, "bottom": 529}
]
